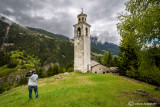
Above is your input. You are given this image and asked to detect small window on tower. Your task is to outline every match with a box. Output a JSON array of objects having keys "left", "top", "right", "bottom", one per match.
[
  {"left": 79, "top": 18, "right": 80, "bottom": 21},
  {"left": 82, "top": 17, "right": 84, "bottom": 21},
  {"left": 77, "top": 27, "right": 81, "bottom": 37},
  {"left": 85, "top": 28, "right": 88, "bottom": 36}
]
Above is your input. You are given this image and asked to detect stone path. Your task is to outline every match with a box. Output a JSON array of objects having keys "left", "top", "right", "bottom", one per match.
[{"left": 0, "top": 25, "right": 11, "bottom": 51}]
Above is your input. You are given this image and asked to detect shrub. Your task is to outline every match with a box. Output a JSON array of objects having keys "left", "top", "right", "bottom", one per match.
[
  {"left": 7, "top": 60, "right": 18, "bottom": 68},
  {"left": 0, "top": 82, "right": 11, "bottom": 94},
  {"left": 0, "top": 52, "right": 10, "bottom": 67},
  {"left": 67, "top": 67, "right": 74, "bottom": 72},
  {"left": 66, "top": 62, "right": 73, "bottom": 71},
  {"left": 46, "top": 64, "right": 60, "bottom": 77},
  {"left": 106, "top": 70, "right": 110, "bottom": 73},
  {"left": 138, "top": 65, "right": 160, "bottom": 86},
  {"left": 18, "top": 77, "right": 28, "bottom": 85},
  {"left": 61, "top": 68, "right": 66, "bottom": 73},
  {"left": 36, "top": 68, "right": 44, "bottom": 78}
]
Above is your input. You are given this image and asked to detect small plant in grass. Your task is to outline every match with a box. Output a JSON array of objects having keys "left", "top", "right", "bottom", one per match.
[{"left": 106, "top": 70, "right": 110, "bottom": 73}]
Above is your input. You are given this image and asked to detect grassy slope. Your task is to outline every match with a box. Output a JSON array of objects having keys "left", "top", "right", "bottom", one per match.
[{"left": 0, "top": 72, "right": 159, "bottom": 107}]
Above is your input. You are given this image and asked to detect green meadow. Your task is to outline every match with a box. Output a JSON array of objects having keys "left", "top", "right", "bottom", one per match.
[{"left": 0, "top": 72, "right": 159, "bottom": 107}]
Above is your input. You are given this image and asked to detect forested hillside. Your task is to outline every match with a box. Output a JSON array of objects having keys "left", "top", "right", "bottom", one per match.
[
  {"left": 28, "top": 27, "right": 70, "bottom": 40},
  {"left": 1, "top": 22, "right": 74, "bottom": 67},
  {"left": 91, "top": 36, "right": 120, "bottom": 55},
  {"left": 0, "top": 20, "right": 9, "bottom": 47}
]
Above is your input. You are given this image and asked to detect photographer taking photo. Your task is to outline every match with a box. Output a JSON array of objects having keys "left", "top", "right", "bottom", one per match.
[{"left": 26, "top": 69, "right": 38, "bottom": 99}]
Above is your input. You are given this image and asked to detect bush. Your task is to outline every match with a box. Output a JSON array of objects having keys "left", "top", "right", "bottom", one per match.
[
  {"left": 66, "top": 62, "right": 73, "bottom": 71},
  {"left": 18, "top": 77, "right": 28, "bottom": 85},
  {"left": 0, "top": 82, "right": 11, "bottom": 94},
  {"left": 0, "top": 52, "right": 10, "bottom": 67},
  {"left": 106, "top": 70, "right": 110, "bottom": 73},
  {"left": 61, "top": 68, "right": 66, "bottom": 73},
  {"left": 46, "top": 64, "right": 60, "bottom": 77},
  {"left": 0, "top": 68, "right": 17, "bottom": 77},
  {"left": 7, "top": 60, "right": 18, "bottom": 68},
  {"left": 67, "top": 67, "right": 74, "bottom": 72},
  {"left": 36, "top": 68, "right": 44, "bottom": 78},
  {"left": 137, "top": 47, "right": 160, "bottom": 86},
  {"left": 138, "top": 65, "right": 160, "bottom": 86}
]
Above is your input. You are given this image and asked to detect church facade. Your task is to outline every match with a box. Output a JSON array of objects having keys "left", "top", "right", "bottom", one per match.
[{"left": 73, "top": 11, "right": 91, "bottom": 73}]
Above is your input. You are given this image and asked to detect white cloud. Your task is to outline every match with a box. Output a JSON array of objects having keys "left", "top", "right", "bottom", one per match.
[{"left": 0, "top": 0, "right": 128, "bottom": 45}]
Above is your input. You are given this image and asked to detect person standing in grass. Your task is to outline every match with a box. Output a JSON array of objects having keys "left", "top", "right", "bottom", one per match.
[{"left": 26, "top": 69, "right": 38, "bottom": 99}]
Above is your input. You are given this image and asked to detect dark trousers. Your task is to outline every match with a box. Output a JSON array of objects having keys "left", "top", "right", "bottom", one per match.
[{"left": 28, "top": 86, "right": 38, "bottom": 99}]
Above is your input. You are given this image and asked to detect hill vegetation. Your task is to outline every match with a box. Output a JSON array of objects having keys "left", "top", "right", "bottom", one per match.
[
  {"left": 0, "top": 72, "right": 159, "bottom": 107},
  {"left": 28, "top": 27, "right": 70, "bottom": 41}
]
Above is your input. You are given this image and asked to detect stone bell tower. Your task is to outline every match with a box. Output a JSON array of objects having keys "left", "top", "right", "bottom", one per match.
[{"left": 73, "top": 9, "right": 91, "bottom": 73}]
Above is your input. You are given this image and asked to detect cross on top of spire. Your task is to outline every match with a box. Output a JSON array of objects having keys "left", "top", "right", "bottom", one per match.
[{"left": 81, "top": 8, "right": 83, "bottom": 14}]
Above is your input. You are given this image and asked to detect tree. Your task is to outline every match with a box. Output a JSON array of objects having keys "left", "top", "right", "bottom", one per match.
[
  {"left": 102, "top": 51, "right": 108, "bottom": 66},
  {"left": 117, "top": 0, "right": 160, "bottom": 85},
  {"left": 138, "top": 46, "right": 160, "bottom": 86},
  {"left": 118, "top": 33, "right": 140, "bottom": 75},
  {"left": 102, "top": 51, "right": 115, "bottom": 67},
  {"left": 113, "top": 56, "right": 118, "bottom": 67},
  {"left": 118, "top": 0, "right": 160, "bottom": 45},
  {"left": 0, "top": 52, "right": 10, "bottom": 67},
  {"left": 107, "top": 51, "right": 113, "bottom": 67},
  {"left": 117, "top": 0, "right": 159, "bottom": 74},
  {"left": 97, "top": 56, "right": 102, "bottom": 64}
]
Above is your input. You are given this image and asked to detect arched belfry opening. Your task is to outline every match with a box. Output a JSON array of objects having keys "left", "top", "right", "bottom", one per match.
[
  {"left": 77, "top": 27, "right": 81, "bottom": 37},
  {"left": 73, "top": 9, "right": 91, "bottom": 73},
  {"left": 82, "top": 17, "right": 84, "bottom": 21}
]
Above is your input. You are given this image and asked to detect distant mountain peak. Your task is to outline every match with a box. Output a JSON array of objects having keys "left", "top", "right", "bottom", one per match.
[{"left": 91, "top": 36, "right": 120, "bottom": 55}]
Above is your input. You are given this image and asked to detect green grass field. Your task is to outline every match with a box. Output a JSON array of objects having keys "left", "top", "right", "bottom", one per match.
[{"left": 0, "top": 72, "right": 159, "bottom": 107}]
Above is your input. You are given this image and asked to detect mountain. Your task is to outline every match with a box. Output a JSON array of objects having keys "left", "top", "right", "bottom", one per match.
[
  {"left": 91, "top": 36, "right": 120, "bottom": 55},
  {"left": 0, "top": 17, "right": 74, "bottom": 67}
]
